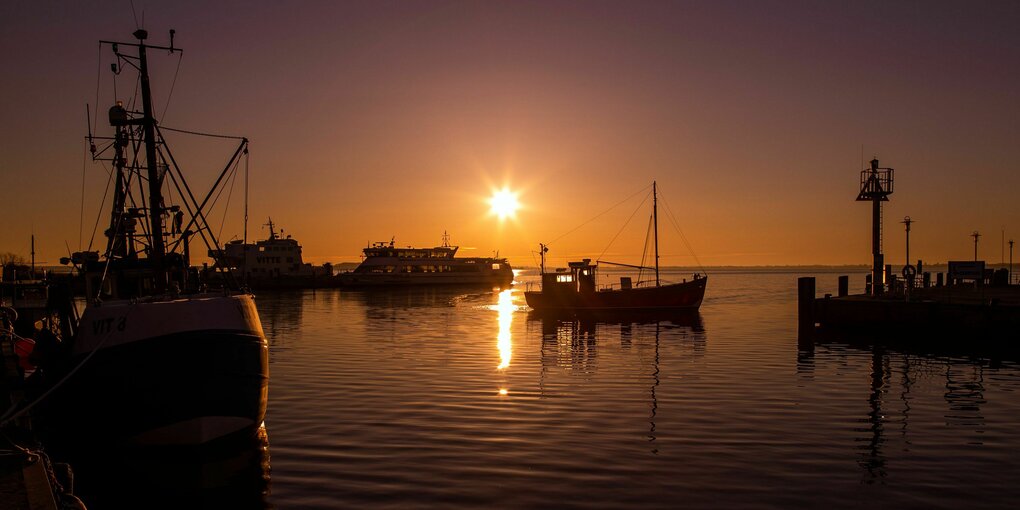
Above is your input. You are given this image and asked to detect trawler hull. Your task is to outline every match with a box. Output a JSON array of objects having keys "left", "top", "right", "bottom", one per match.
[
  {"left": 525, "top": 277, "right": 707, "bottom": 312},
  {"left": 42, "top": 294, "right": 268, "bottom": 447}
]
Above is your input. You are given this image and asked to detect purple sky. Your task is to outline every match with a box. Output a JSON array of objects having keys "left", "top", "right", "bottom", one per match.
[{"left": 2, "top": 1, "right": 1018, "bottom": 266}]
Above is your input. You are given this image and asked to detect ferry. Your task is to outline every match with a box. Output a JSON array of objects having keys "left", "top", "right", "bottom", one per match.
[
  {"left": 339, "top": 233, "right": 514, "bottom": 287},
  {"left": 207, "top": 218, "right": 339, "bottom": 289}
]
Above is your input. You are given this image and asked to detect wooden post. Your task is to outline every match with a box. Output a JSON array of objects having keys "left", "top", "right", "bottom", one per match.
[
  {"left": 798, "top": 277, "right": 816, "bottom": 333},
  {"left": 937, "top": 272, "right": 944, "bottom": 287},
  {"left": 923, "top": 272, "right": 931, "bottom": 288},
  {"left": 838, "top": 275, "right": 848, "bottom": 297}
]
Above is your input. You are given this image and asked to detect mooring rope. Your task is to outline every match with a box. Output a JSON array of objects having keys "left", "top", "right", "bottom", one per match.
[{"left": 0, "top": 305, "right": 134, "bottom": 428}]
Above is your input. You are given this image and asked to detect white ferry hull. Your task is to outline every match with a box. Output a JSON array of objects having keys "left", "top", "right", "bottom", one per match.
[{"left": 339, "top": 270, "right": 513, "bottom": 287}]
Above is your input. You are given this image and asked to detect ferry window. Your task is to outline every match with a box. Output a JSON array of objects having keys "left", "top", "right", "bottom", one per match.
[
  {"left": 582, "top": 270, "right": 589, "bottom": 275},
  {"left": 492, "top": 263, "right": 500, "bottom": 270},
  {"left": 556, "top": 275, "right": 573, "bottom": 283}
]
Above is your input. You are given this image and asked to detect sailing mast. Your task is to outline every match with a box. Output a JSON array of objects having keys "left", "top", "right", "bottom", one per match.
[{"left": 653, "top": 181, "right": 660, "bottom": 287}]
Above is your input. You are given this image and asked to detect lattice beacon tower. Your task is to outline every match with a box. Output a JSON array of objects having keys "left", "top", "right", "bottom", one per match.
[{"left": 856, "top": 158, "right": 894, "bottom": 295}]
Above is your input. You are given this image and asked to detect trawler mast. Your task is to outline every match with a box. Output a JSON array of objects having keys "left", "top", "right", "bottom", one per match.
[{"left": 99, "top": 29, "right": 180, "bottom": 291}]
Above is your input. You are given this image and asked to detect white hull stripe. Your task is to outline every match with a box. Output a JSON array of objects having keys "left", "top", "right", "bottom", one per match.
[{"left": 76, "top": 294, "right": 265, "bottom": 354}]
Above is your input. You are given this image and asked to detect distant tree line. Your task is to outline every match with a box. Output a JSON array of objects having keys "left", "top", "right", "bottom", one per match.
[
  {"left": 1, "top": 252, "right": 30, "bottom": 280},
  {"left": 1, "top": 252, "right": 27, "bottom": 268}
]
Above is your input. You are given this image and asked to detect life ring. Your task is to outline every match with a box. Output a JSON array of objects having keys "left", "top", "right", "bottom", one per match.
[{"left": 902, "top": 265, "right": 917, "bottom": 278}]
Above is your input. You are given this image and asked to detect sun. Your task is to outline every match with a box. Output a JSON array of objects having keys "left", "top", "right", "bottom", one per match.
[{"left": 488, "top": 188, "right": 520, "bottom": 220}]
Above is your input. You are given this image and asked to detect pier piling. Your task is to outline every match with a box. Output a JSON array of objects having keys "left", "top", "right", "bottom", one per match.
[{"left": 798, "top": 277, "right": 816, "bottom": 334}]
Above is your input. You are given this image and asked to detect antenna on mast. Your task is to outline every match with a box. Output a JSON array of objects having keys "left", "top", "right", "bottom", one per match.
[{"left": 653, "top": 180, "right": 660, "bottom": 287}]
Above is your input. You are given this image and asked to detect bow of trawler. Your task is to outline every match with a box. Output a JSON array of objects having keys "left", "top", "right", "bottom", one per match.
[{"left": 49, "top": 292, "right": 269, "bottom": 446}]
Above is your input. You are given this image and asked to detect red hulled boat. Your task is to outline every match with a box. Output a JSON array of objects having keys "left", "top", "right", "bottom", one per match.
[{"left": 525, "top": 182, "right": 707, "bottom": 312}]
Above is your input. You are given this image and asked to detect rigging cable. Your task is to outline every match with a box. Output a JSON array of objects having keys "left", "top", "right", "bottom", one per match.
[
  {"left": 86, "top": 160, "right": 116, "bottom": 252},
  {"left": 0, "top": 305, "right": 136, "bottom": 428},
  {"left": 158, "top": 125, "right": 247, "bottom": 140},
  {"left": 657, "top": 186, "right": 706, "bottom": 274},
  {"left": 129, "top": 0, "right": 140, "bottom": 30},
  {"left": 596, "top": 189, "right": 651, "bottom": 262},
  {"left": 205, "top": 157, "right": 242, "bottom": 223},
  {"left": 547, "top": 183, "right": 652, "bottom": 247},
  {"left": 639, "top": 212, "right": 654, "bottom": 284},
  {"left": 159, "top": 51, "right": 183, "bottom": 123},
  {"left": 217, "top": 160, "right": 241, "bottom": 240}
]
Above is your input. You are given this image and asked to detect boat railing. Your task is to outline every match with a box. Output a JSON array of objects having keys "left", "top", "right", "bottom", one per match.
[{"left": 598, "top": 279, "right": 658, "bottom": 291}]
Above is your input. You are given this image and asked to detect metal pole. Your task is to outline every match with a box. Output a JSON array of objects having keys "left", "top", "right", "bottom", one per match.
[
  {"left": 902, "top": 216, "right": 911, "bottom": 269},
  {"left": 135, "top": 30, "right": 167, "bottom": 291},
  {"left": 972, "top": 231, "right": 981, "bottom": 261},
  {"left": 902, "top": 216, "right": 912, "bottom": 296},
  {"left": 872, "top": 197, "right": 882, "bottom": 294},
  {"left": 1010, "top": 239, "right": 1014, "bottom": 284}
]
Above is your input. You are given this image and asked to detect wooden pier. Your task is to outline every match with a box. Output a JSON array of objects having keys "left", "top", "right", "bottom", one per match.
[{"left": 800, "top": 275, "right": 1020, "bottom": 338}]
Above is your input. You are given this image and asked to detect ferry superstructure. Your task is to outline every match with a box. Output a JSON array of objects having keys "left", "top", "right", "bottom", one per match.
[{"left": 340, "top": 234, "right": 513, "bottom": 287}]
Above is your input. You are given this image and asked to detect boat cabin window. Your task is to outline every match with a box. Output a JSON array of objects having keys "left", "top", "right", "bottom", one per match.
[
  {"left": 492, "top": 263, "right": 501, "bottom": 270},
  {"left": 556, "top": 274, "right": 573, "bottom": 283}
]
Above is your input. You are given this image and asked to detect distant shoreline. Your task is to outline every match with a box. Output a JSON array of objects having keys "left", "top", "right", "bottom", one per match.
[{"left": 509, "top": 263, "right": 1012, "bottom": 273}]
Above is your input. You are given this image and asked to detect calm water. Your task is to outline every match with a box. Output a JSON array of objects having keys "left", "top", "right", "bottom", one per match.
[
  {"left": 71, "top": 270, "right": 1020, "bottom": 508},
  {"left": 255, "top": 270, "right": 1020, "bottom": 509}
]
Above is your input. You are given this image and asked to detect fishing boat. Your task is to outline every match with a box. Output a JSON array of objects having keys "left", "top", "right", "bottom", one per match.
[
  {"left": 339, "top": 232, "right": 514, "bottom": 287},
  {"left": 24, "top": 29, "right": 268, "bottom": 447},
  {"left": 524, "top": 182, "right": 707, "bottom": 312}
]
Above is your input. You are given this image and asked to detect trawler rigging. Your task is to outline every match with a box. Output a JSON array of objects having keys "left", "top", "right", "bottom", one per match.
[{"left": 27, "top": 29, "right": 271, "bottom": 447}]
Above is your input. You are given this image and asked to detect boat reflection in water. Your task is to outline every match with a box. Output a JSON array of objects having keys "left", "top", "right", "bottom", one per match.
[
  {"left": 67, "top": 425, "right": 272, "bottom": 508},
  {"left": 529, "top": 309, "right": 706, "bottom": 453}
]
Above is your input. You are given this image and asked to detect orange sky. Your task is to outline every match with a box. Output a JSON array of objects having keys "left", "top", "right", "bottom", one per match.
[{"left": 2, "top": 1, "right": 1019, "bottom": 268}]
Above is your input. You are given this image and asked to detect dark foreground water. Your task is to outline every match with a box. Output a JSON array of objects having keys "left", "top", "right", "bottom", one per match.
[{"left": 77, "top": 270, "right": 1020, "bottom": 508}]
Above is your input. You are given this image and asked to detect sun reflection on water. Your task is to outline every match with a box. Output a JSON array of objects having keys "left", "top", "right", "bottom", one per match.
[{"left": 496, "top": 289, "right": 514, "bottom": 370}]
